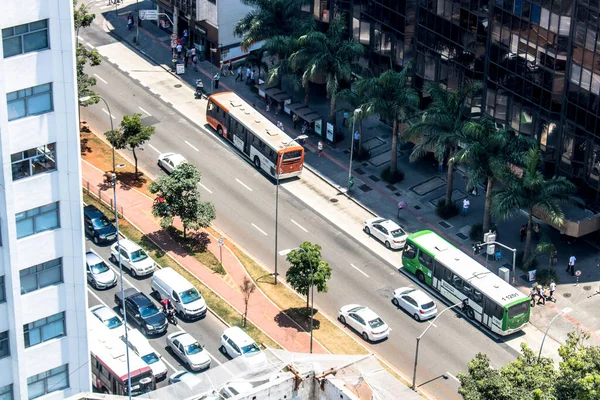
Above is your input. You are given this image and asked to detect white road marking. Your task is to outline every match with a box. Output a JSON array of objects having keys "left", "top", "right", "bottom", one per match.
[
  {"left": 446, "top": 372, "right": 460, "bottom": 383},
  {"left": 251, "top": 223, "right": 268, "bottom": 236},
  {"left": 77, "top": 35, "right": 84, "bottom": 42},
  {"left": 85, "top": 42, "right": 95, "bottom": 49},
  {"left": 236, "top": 178, "right": 253, "bottom": 192},
  {"left": 148, "top": 144, "right": 161, "bottom": 154},
  {"left": 199, "top": 183, "right": 213, "bottom": 194},
  {"left": 350, "top": 263, "right": 369, "bottom": 278},
  {"left": 160, "top": 356, "right": 178, "bottom": 372},
  {"left": 102, "top": 108, "right": 116, "bottom": 119},
  {"left": 185, "top": 140, "right": 199, "bottom": 152},
  {"left": 94, "top": 73, "right": 107, "bottom": 84},
  {"left": 138, "top": 106, "right": 152, "bottom": 116},
  {"left": 428, "top": 321, "right": 438, "bottom": 328},
  {"left": 290, "top": 219, "right": 308, "bottom": 233},
  {"left": 87, "top": 287, "right": 105, "bottom": 305}
]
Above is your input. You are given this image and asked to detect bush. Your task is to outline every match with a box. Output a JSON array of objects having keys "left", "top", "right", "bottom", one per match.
[
  {"left": 516, "top": 250, "right": 539, "bottom": 271},
  {"left": 535, "top": 268, "right": 559, "bottom": 285},
  {"left": 380, "top": 166, "right": 404, "bottom": 184},
  {"left": 435, "top": 199, "right": 460, "bottom": 219},
  {"left": 354, "top": 145, "right": 371, "bottom": 161},
  {"left": 469, "top": 223, "right": 499, "bottom": 241}
]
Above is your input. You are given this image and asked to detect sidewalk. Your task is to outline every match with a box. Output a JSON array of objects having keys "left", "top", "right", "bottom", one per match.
[{"left": 95, "top": 2, "right": 600, "bottom": 350}]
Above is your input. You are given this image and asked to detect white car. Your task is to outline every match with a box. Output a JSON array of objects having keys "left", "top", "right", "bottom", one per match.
[
  {"left": 158, "top": 153, "right": 187, "bottom": 174},
  {"left": 219, "top": 381, "right": 253, "bottom": 398},
  {"left": 363, "top": 218, "right": 408, "bottom": 249},
  {"left": 89, "top": 304, "right": 123, "bottom": 330},
  {"left": 392, "top": 287, "right": 437, "bottom": 321},
  {"left": 166, "top": 332, "right": 211, "bottom": 371},
  {"left": 220, "top": 327, "right": 267, "bottom": 368},
  {"left": 110, "top": 239, "right": 156, "bottom": 277},
  {"left": 338, "top": 304, "right": 390, "bottom": 342},
  {"left": 124, "top": 329, "right": 168, "bottom": 381}
]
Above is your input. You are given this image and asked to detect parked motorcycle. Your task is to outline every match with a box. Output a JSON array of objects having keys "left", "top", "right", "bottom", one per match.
[
  {"left": 165, "top": 308, "right": 178, "bottom": 325},
  {"left": 195, "top": 78, "right": 204, "bottom": 99}
]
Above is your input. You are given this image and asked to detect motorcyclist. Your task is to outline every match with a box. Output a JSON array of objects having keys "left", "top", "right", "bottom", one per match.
[{"left": 161, "top": 298, "right": 174, "bottom": 314}]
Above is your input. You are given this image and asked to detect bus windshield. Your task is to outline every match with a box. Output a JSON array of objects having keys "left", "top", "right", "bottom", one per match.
[
  {"left": 282, "top": 150, "right": 302, "bottom": 161},
  {"left": 507, "top": 301, "right": 529, "bottom": 318}
]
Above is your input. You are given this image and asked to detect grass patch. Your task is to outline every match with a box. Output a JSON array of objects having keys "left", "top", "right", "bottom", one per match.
[
  {"left": 206, "top": 227, "right": 368, "bottom": 356},
  {"left": 166, "top": 226, "right": 225, "bottom": 275},
  {"left": 83, "top": 191, "right": 279, "bottom": 349}
]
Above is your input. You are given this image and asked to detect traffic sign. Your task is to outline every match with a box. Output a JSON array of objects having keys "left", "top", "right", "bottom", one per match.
[
  {"left": 170, "top": 33, "right": 177, "bottom": 41},
  {"left": 171, "top": 39, "right": 177, "bottom": 48},
  {"left": 575, "top": 270, "right": 582, "bottom": 277},
  {"left": 218, "top": 238, "right": 224, "bottom": 247},
  {"left": 138, "top": 10, "right": 158, "bottom": 20}
]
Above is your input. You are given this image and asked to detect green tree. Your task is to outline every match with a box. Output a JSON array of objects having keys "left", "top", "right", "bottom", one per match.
[
  {"left": 148, "top": 163, "right": 216, "bottom": 238},
  {"left": 284, "top": 242, "right": 332, "bottom": 309},
  {"left": 106, "top": 113, "right": 155, "bottom": 179},
  {"left": 492, "top": 147, "right": 575, "bottom": 263},
  {"left": 288, "top": 16, "right": 366, "bottom": 124},
  {"left": 453, "top": 116, "right": 534, "bottom": 233},
  {"left": 405, "top": 80, "right": 482, "bottom": 205},
  {"left": 73, "top": 0, "right": 101, "bottom": 105},
  {"left": 244, "top": 48, "right": 269, "bottom": 82},
  {"left": 264, "top": 35, "right": 301, "bottom": 91},
  {"left": 338, "top": 82, "right": 372, "bottom": 150},
  {"left": 74, "top": 0, "right": 95, "bottom": 41},
  {"left": 357, "top": 66, "right": 419, "bottom": 175}
]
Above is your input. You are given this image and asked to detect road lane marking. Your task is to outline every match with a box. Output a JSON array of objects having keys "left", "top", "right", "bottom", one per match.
[
  {"left": 350, "top": 263, "right": 369, "bottom": 278},
  {"left": 290, "top": 219, "right": 308, "bottom": 233},
  {"left": 446, "top": 372, "right": 460, "bottom": 383},
  {"left": 94, "top": 73, "right": 107, "bottom": 84},
  {"left": 235, "top": 178, "right": 253, "bottom": 192},
  {"left": 138, "top": 106, "right": 152, "bottom": 116},
  {"left": 87, "top": 287, "right": 105, "bottom": 305},
  {"left": 77, "top": 35, "right": 84, "bottom": 42},
  {"left": 251, "top": 223, "right": 268, "bottom": 236},
  {"left": 85, "top": 42, "right": 95, "bottom": 49},
  {"left": 102, "top": 108, "right": 116, "bottom": 119},
  {"left": 148, "top": 144, "right": 161, "bottom": 154},
  {"left": 199, "top": 183, "right": 213, "bottom": 194},
  {"left": 185, "top": 140, "right": 199, "bottom": 152},
  {"left": 160, "top": 356, "right": 178, "bottom": 372}
]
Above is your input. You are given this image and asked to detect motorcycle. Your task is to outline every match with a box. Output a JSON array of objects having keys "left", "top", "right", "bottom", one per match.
[
  {"left": 195, "top": 78, "right": 204, "bottom": 99},
  {"left": 165, "top": 308, "right": 178, "bottom": 325}
]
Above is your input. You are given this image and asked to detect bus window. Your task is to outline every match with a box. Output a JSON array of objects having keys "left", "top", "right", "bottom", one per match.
[
  {"left": 472, "top": 289, "right": 483, "bottom": 304},
  {"left": 418, "top": 252, "right": 433, "bottom": 269},
  {"left": 403, "top": 243, "right": 416, "bottom": 259},
  {"left": 484, "top": 299, "right": 503, "bottom": 320},
  {"left": 452, "top": 274, "right": 463, "bottom": 290},
  {"left": 462, "top": 282, "right": 473, "bottom": 297},
  {"left": 432, "top": 260, "right": 446, "bottom": 280}
]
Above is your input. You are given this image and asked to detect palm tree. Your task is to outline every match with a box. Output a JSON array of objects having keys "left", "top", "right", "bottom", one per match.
[
  {"left": 263, "top": 35, "right": 301, "bottom": 91},
  {"left": 338, "top": 82, "right": 372, "bottom": 150},
  {"left": 244, "top": 48, "right": 269, "bottom": 81},
  {"left": 288, "top": 16, "right": 366, "bottom": 123},
  {"left": 453, "top": 116, "right": 534, "bottom": 233},
  {"left": 405, "top": 80, "right": 482, "bottom": 206},
  {"left": 357, "top": 65, "right": 419, "bottom": 175},
  {"left": 492, "top": 147, "right": 575, "bottom": 262}
]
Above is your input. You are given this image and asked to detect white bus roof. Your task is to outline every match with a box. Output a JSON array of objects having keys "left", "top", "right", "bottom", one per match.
[
  {"left": 410, "top": 231, "right": 528, "bottom": 307},
  {"left": 209, "top": 92, "right": 302, "bottom": 152}
]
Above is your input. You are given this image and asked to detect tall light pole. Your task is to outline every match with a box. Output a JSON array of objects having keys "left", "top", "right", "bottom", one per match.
[
  {"left": 279, "top": 247, "right": 314, "bottom": 353},
  {"left": 412, "top": 300, "right": 466, "bottom": 391},
  {"left": 538, "top": 307, "right": 571, "bottom": 362},
  {"left": 274, "top": 135, "right": 307, "bottom": 284},
  {"left": 80, "top": 95, "right": 131, "bottom": 400},
  {"left": 347, "top": 108, "right": 361, "bottom": 191}
]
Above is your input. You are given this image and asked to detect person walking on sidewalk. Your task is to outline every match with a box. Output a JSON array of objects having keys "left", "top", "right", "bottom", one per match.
[
  {"left": 235, "top": 66, "right": 242, "bottom": 81},
  {"left": 566, "top": 254, "right": 576, "bottom": 276},
  {"left": 548, "top": 280, "right": 556, "bottom": 302},
  {"left": 214, "top": 72, "right": 220, "bottom": 89},
  {"left": 176, "top": 43, "right": 183, "bottom": 60},
  {"left": 127, "top": 13, "right": 134, "bottom": 31},
  {"left": 184, "top": 48, "right": 191, "bottom": 67},
  {"left": 318, "top": 140, "right": 324, "bottom": 157},
  {"left": 353, "top": 130, "right": 360, "bottom": 153},
  {"left": 250, "top": 69, "right": 256, "bottom": 85},
  {"left": 192, "top": 55, "right": 198, "bottom": 72},
  {"left": 293, "top": 114, "right": 299, "bottom": 129},
  {"left": 461, "top": 197, "right": 470, "bottom": 216},
  {"left": 245, "top": 66, "right": 251, "bottom": 84}
]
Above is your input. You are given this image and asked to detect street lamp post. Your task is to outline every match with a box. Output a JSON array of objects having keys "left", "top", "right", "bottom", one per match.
[
  {"left": 274, "top": 135, "right": 308, "bottom": 285},
  {"left": 79, "top": 95, "right": 132, "bottom": 400},
  {"left": 412, "top": 301, "right": 466, "bottom": 391},
  {"left": 347, "top": 108, "right": 361, "bottom": 191},
  {"left": 279, "top": 247, "right": 314, "bottom": 353},
  {"left": 538, "top": 307, "right": 572, "bottom": 362}
]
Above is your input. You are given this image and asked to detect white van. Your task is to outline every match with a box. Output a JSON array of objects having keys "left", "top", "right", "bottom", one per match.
[
  {"left": 151, "top": 267, "right": 207, "bottom": 319},
  {"left": 122, "top": 329, "right": 168, "bottom": 381},
  {"left": 219, "top": 327, "right": 267, "bottom": 368}
]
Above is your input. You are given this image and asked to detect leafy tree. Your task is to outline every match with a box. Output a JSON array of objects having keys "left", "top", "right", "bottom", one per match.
[
  {"left": 492, "top": 147, "right": 575, "bottom": 262},
  {"left": 240, "top": 276, "right": 256, "bottom": 328},
  {"left": 74, "top": 0, "right": 95, "bottom": 40},
  {"left": 73, "top": 0, "right": 101, "bottom": 105},
  {"left": 405, "top": 80, "right": 482, "bottom": 205},
  {"left": 106, "top": 113, "right": 155, "bottom": 179},
  {"left": 244, "top": 48, "right": 269, "bottom": 82},
  {"left": 357, "top": 66, "right": 419, "bottom": 175},
  {"left": 284, "top": 242, "right": 332, "bottom": 309},
  {"left": 453, "top": 115, "right": 534, "bottom": 233},
  {"left": 264, "top": 35, "right": 301, "bottom": 91},
  {"left": 338, "top": 82, "right": 372, "bottom": 150},
  {"left": 148, "top": 163, "right": 216, "bottom": 238},
  {"left": 288, "top": 16, "right": 366, "bottom": 123}
]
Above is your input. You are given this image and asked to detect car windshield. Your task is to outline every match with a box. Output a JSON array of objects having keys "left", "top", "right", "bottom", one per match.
[
  {"left": 92, "top": 217, "right": 111, "bottom": 229},
  {"left": 391, "top": 228, "right": 406, "bottom": 238},
  {"left": 141, "top": 352, "right": 160, "bottom": 364},
  {"left": 140, "top": 305, "right": 159, "bottom": 318},
  {"left": 368, "top": 318, "right": 385, "bottom": 329},
  {"left": 422, "top": 301, "right": 435, "bottom": 310},
  {"left": 180, "top": 288, "right": 201, "bottom": 304},
  {"left": 90, "top": 261, "right": 109, "bottom": 275},
  {"left": 185, "top": 342, "right": 202, "bottom": 355},
  {"left": 131, "top": 249, "right": 148, "bottom": 262},
  {"left": 241, "top": 343, "right": 260, "bottom": 355},
  {"left": 103, "top": 316, "right": 122, "bottom": 329}
]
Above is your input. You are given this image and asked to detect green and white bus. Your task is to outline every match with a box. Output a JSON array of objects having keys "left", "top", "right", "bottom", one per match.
[{"left": 402, "top": 230, "right": 530, "bottom": 335}]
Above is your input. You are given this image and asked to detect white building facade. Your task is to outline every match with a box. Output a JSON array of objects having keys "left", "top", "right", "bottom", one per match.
[{"left": 0, "top": 1, "right": 90, "bottom": 399}]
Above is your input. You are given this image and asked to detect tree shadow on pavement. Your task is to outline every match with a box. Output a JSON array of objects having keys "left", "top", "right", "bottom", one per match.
[
  {"left": 145, "top": 230, "right": 187, "bottom": 258},
  {"left": 275, "top": 307, "right": 321, "bottom": 332},
  {"left": 116, "top": 171, "right": 146, "bottom": 191}
]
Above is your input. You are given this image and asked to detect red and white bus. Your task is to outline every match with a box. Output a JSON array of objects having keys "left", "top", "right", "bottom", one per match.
[
  {"left": 206, "top": 92, "right": 305, "bottom": 180},
  {"left": 89, "top": 316, "right": 155, "bottom": 396}
]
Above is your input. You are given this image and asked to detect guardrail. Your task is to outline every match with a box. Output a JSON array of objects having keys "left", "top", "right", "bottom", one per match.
[{"left": 82, "top": 178, "right": 124, "bottom": 217}]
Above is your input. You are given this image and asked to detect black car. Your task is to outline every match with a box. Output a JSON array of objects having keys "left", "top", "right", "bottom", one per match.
[
  {"left": 83, "top": 205, "right": 118, "bottom": 244},
  {"left": 115, "top": 288, "right": 167, "bottom": 336}
]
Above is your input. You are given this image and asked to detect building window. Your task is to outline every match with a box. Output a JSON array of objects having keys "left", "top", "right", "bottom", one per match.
[
  {"left": 2, "top": 20, "right": 49, "bottom": 58},
  {"left": 23, "top": 312, "right": 65, "bottom": 348},
  {"left": 16, "top": 202, "right": 60, "bottom": 239},
  {"left": 11, "top": 143, "right": 56, "bottom": 180},
  {"left": 6, "top": 83, "right": 53, "bottom": 121},
  {"left": 20, "top": 258, "right": 63, "bottom": 294},
  {"left": 0, "top": 384, "right": 13, "bottom": 400},
  {"left": 0, "top": 331, "right": 8, "bottom": 359},
  {"left": 27, "top": 364, "right": 69, "bottom": 400},
  {"left": 0, "top": 276, "right": 5, "bottom": 303}
]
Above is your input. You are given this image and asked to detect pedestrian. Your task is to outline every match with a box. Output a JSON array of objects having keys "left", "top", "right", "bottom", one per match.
[
  {"left": 276, "top": 102, "right": 282, "bottom": 115},
  {"left": 566, "top": 254, "right": 576, "bottom": 276},
  {"left": 318, "top": 140, "right": 324, "bottom": 157},
  {"left": 266, "top": 103, "right": 270, "bottom": 112},
  {"left": 176, "top": 43, "right": 183, "bottom": 60},
  {"left": 343, "top": 111, "right": 348, "bottom": 126},
  {"left": 235, "top": 66, "right": 242, "bottom": 81},
  {"left": 548, "top": 280, "right": 556, "bottom": 301},
  {"left": 185, "top": 48, "right": 192, "bottom": 67},
  {"left": 127, "top": 13, "right": 134, "bottom": 31},
  {"left": 470, "top": 185, "right": 479, "bottom": 196},
  {"left": 227, "top": 60, "right": 233, "bottom": 76},
  {"left": 192, "top": 55, "right": 198, "bottom": 71},
  {"left": 519, "top": 224, "right": 527, "bottom": 243},
  {"left": 182, "top": 29, "right": 188, "bottom": 46},
  {"left": 245, "top": 66, "right": 251, "bottom": 84},
  {"left": 293, "top": 114, "right": 299, "bottom": 129},
  {"left": 214, "top": 72, "right": 220, "bottom": 89},
  {"left": 250, "top": 69, "right": 256, "bottom": 85},
  {"left": 397, "top": 201, "right": 407, "bottom": 218},
  {"left": 353, "top": 130, "right": 360, "bottom": 153},
  {"left": 438, "top": 157, "right": 444, "bottom": 172},
  {"left": 461, "top": 197, "right": 470, "bottom": 216},
  {"left": 277, "top": 121, "right": 284, "bottom": 132},
  {"left": 302, "top": 121, "right": 309, "bottom": 135},
  {"left": 533, "top": 223, "right": 540, "bottom": 240},
  {"left": 551, "top": 249, "right": 558, "bottom": 266},
  {"left": 191, "top": 47, "right": 196, "bottom": 58},
  {"left": 536, "top": 285, "right": 546, "bottom": 305}
]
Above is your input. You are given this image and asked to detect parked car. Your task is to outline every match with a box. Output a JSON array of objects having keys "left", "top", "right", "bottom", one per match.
[
  {"left": 114, "top": 288, "right": 167, "bottom": 336},
  {"left": 220, "top": 327, "right": 267, "bottom": 367},
  {"left": 363, "top": 218, "right": 408, "bottom": 249},
  {"left": 166, "top": 331, "right": 211, "bottom": 371},
  {"left": 110, "top": 239, "right": 157, "bottom": 277},
  {"left": 89, "top": 304, "right": 123, "bottom": 330},
  {"left": 152, "top": 267, "right": 207, "bottom": 320},
  {"left": 338, "top": 304, "right": 390, "bottom": 342},
  {"left": 218, "top": 381, "right": 253, "bottom": 398},
  {"left": 158, "top": 153, "right": 187, "bottom": 174},
  {"left": 86, "top": 250, "right": 117, "bottom": 290},
  {"left": 392, "top": 287, "right": 437, "bottom": 321},
  {"left": 123, "top": 329, "right": 168, "bottom": 380},
  {"left": 168, "top": 370, "right": 198, "bottom": 386},
  {"left": 83, "top": 205, "right": 117, "bottom": 244}
]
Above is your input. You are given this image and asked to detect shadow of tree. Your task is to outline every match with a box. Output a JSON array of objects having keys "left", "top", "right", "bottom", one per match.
[
  {"left": 80, "top": 137, "right": 93, "bottom": 155},
  {"left": 274, "top": 307, "right": 321, "bottom": 332},
  {"left": 145, "top": 230, "right": 187, "bottom": 258},
  {"left": 117, "top": 171, "right": 146, "bottom": 191},
  {"left": 166, "top": 227, "right": 211, "bottom": 253}
]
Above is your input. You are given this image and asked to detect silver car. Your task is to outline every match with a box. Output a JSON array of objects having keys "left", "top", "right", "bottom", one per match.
[{"left": 86, "top": 250, "right": 117, "bottom": 289}]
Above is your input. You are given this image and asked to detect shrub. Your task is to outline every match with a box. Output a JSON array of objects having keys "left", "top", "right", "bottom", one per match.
[
  {"left": 516, "top": 250, "right": 539, "bottom": 271},
  {"left": 435, "top": 199, "right": 460, "bottom": 219},
  {"left": 535, "top": 268, "right": 559, "bottom": 285},
  {"left": 354, "top": 146, "right": 371, "bottom": 161},
  {"left": 380, "top": 166, "right": 404, "bottom": 184}
]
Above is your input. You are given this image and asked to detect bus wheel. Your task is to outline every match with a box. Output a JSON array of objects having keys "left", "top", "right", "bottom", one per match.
[
  {"left": 217, "top": 126, "right": 223, "bottom": 136},
  {"left": 254, "top": 156, "right": 261, "bottom": 169},
  {"left": 465, "top": 306, "right": 475, "bottom": 320},
  {"left": 416, "top": 270, "right": 425, "bottom": 283}
]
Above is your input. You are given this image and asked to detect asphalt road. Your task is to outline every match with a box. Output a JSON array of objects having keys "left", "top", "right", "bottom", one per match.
[
  {"left": 79, "top": 16, "right": 520, "bottom": 399},
  {"left": 85, "top": 237, "right": 230, "bottom": 389}
]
